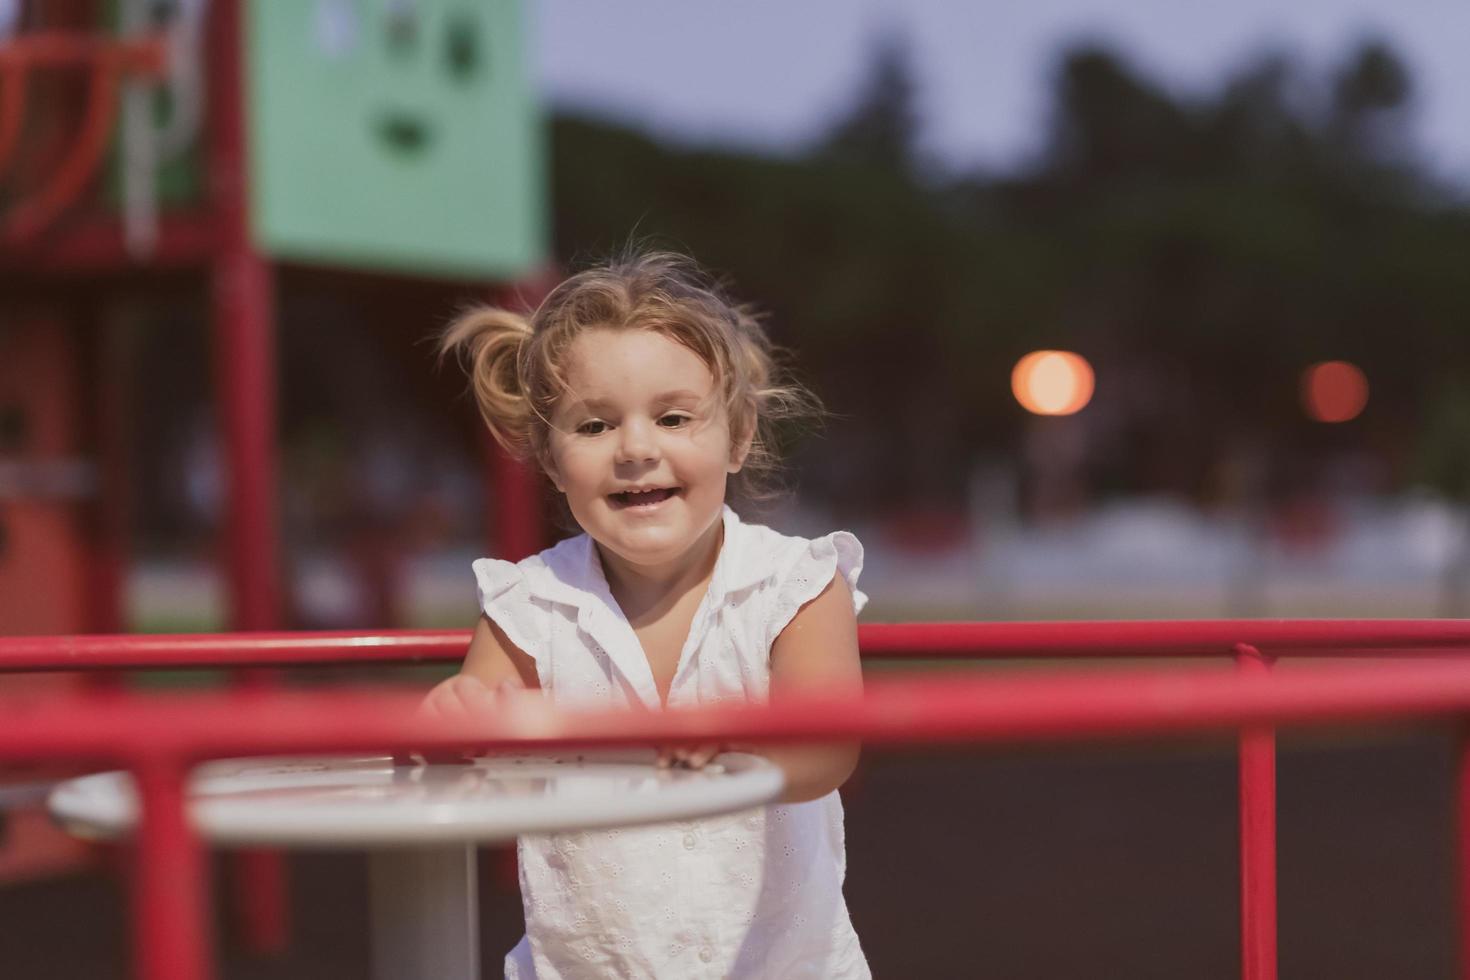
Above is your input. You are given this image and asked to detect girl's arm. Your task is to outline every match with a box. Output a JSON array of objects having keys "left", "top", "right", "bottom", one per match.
[
  {"left": 421, "top": 615, "right": 540, "bottom": 716},
  {"left": 759, "top": 572, "right": 864, "bottom": 803},
  {"left": 460, "top": 615, "right": 540, "bottom": 688}
]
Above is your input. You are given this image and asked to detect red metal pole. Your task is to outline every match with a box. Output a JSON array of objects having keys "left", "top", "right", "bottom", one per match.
[
  {"left": 482, "top": 278, "right": 552, "bottom": 562},
  {"left": 487, "top": 435, "right": 542, "bottom": 561},
  {"left": 1235, "top": 643, "right": 1277, "bottom": 980},
  {"left": 16, "top": 657, "right": 1470, "bottom": 761},
  {"left": 78, "top": 307, "right": 130, "bottom": 697},
  {"left": 854, "top": 620, "right": 1470, "bottom": 658},
  {"left": 87, "top": 310, "right": 131, "bottom": 637},
  {"left": 208, "top": 0, "right": 281, "bottom": 635},
  {"left": 8, "top": 620, "right": 1470, "bottom": 673},
  {"left": 1458, "top": 725, "right": 1470, "bottom": 980},
  {"left": 131, "top": 756, "right": 213, "bottom": 980},
  {"left": 206, "top": 0, "right": 287, "bottom": 956}
]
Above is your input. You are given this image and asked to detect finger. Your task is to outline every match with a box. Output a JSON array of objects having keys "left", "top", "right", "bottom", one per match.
[
  {"left": 418, "top": 681, "right": 466, "bottom": 718},
  {"left": 655, "top": 746, "right": 674, "bottom": 769},
  {"left": 686, "top": 745, "right": 720, "bottom": 769},
  {"left": 451, "top": 676, "right": 499, "bottom": 713}
]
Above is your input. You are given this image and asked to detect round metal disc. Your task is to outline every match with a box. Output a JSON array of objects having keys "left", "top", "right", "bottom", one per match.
[{"left": 48, "top": 750, "right": 784, "bottom": 847}]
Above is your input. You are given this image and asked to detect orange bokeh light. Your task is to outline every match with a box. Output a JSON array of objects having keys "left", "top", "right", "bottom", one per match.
[
  {"left": 1302, "top": 361, "right": 1368, "bottom": 423},
  {"left": 1012, "top": 350, "right": 1095, "bottom": 416}
]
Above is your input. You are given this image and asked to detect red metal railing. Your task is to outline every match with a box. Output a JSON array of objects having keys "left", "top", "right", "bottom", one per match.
[
  {"left": 5, "top": 621, "right": 1470, "bottom": 980},
  {"left": 6, "top": 619, "right": 1470, "bottom": 672}
]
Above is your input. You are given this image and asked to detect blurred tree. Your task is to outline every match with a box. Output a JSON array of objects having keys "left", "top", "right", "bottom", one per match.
[
  {"left": 818, "top": 32, "right": 922, "bottom": 176},
  {"left": 1205, "top": 53, "right": 1310, "bottom": 177},
  {"left": 1045, "top": 46, "right": 1194, "bottom": 183},
  {"left": 1332, "top": 40, "right": 1411, "bottom": 121},
  {"left": 1328, "top": 39, "right": 1415, "bottom": 176},
  {"left": 548, "top": 36, "right": 1470, "bottom": 517}
]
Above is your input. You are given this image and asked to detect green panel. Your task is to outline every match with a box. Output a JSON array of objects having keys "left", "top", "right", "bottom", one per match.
[{"left": 245, "top": 0, "right": 545, "bottom": 279}]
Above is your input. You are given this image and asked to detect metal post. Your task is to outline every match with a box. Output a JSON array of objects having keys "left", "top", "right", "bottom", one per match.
[
  {"left": 1235, "top": 643, "right": 1277, "bottom": 980},
  {"left": 482, "top": 279, "right": 550, "bottom": 563},
  {"left": 369, "top": 845, "right": 481, "bottom": 980},
  {"left": 487, "top": 434, "right": 541, "bottom": 562},
  {"left": 206, "top": 0, "right": 287, "bottom": 955},
  {"left": 1456, "top": 725, "right": 1470, "bottom": 980},
  {"left": 132, "top": 757, "right": 213, "bottom": 980},
  {"left": 86, "top": 305, "right": 131, "bottom": 640}
]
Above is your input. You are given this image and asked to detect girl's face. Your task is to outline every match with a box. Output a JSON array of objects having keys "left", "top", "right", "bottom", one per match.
[{"left": 544, "top": 328, "right": 748, "bottom": 575}]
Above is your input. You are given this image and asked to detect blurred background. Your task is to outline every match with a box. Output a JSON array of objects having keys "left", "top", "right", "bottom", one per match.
[
  {"left": 8, "top": 0, "right": 1470, "bottom": 640},
  {"left": 5, "top": 0, "right": 1470, "bottom": 637},
  {"left": 2, "top": 0, "right": 1470, "bottom": 977}
]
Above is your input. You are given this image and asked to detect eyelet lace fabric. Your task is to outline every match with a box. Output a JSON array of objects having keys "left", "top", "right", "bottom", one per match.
[{"left": 480, "top": 507, "right": 871, "bottom": 979}]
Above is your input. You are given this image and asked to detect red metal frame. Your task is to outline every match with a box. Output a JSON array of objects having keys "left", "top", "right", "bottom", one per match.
[
  {"left": 4, "top": 619, "right": 1470, "bottom": 672},
  {"left": 1235, "top": 644, "right": 1276, "bottom": 979},
  {"left": 2, "top": 0, "right": 549, "bottom": 957},
  {"left": 7, "top": 655, "right": 1470, "bottom": 980},
  {"left": 6, "top": 621, "right": 1470, "bottom": 980},
  {"left": 0, "top": 213, "right": 218, "bottom": 272},
  {"left": 0, "top": 32, "right": 168, "bottom": 243},
  {"left": 1460, "top": 725, "right": 1470, "bottom": 980},
  {"left": 202, "top": 2, "right": 288, "bottom": 950}
]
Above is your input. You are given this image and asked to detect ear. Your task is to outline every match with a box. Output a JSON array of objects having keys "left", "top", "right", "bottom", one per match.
[
  {"left": 727, "top": 413, "right": 755, "bottom": 475},
  {"left": 539, "top": 449, "right": 566, "bottom": 493}
]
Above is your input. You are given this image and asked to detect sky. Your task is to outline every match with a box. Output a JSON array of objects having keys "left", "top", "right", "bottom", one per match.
[{"left": 532, "top": 0, "right": 1470, "bottom": 187}]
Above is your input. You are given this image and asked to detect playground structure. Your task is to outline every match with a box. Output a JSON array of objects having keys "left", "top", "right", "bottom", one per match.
[
  {"left": 0, "top": 0, "right": 547, "bottom": 951},
  {"left": 0, "top": 0, "right": 546, "bottom": 641},
  {"left": 6, "top": 619, "right": 1470, "bottom": 979}
]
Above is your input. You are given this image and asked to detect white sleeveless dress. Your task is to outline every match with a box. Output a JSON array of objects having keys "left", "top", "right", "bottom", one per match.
[{"left": 472, "top": 506, "right": 870, "bottom": 979}]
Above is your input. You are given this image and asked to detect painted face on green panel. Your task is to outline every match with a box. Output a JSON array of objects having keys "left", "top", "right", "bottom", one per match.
[
  {"left": 248, "top": 0, "right": 542, "bottom": 277},
  {"left": 311, "top": 0, "right": 485, "bottom": 160}
]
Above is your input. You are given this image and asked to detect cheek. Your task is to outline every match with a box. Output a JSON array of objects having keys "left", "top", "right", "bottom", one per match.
[
  {"left": 687, "top": 440, "right": 738, "bottom": 486},
  {"left": 688, "top": 420, "right": 735, "bottom": 458},
  {"left": 542, "top": 444, "right": 579, "bottom": 494}
]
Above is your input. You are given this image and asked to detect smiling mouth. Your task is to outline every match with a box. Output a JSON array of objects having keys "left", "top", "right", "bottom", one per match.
[{"left": 609, "top": 488, "right": 679, "bottom": 509}]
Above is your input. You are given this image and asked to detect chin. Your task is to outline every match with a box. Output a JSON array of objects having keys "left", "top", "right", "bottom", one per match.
[
  {"left": 608, "top": 516, "right": 718, "bottom": 564},
  {"left": 607, "top": 528, "right": 686, "bottom": 561}
]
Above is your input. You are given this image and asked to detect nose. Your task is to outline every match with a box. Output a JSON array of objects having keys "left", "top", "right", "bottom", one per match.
[{"left": 615, "top": 418, "right": 659, "bottom": 464}]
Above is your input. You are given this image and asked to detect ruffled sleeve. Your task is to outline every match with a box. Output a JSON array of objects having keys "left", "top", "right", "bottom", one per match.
[
  {"left": 471, "top": 558, "right": 546, "bottom": 663},
  {"left": 764, "top": 531, "right": 867, "bottom": 648}
]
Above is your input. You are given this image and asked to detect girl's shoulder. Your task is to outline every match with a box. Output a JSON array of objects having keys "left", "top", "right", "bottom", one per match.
[
  {"left": 469, "top": 533, "right": 601, "bottom": 664},
  {"left": 719, "top": 508, "right": 868, "bottom": 622},
  {"left": 471, "top": 531, "right": 597, "bottom": 612}
]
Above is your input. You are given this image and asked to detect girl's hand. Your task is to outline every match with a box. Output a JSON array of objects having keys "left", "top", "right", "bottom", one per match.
[
  {"left": 418, "top": 673, "right": 525, "bottom": 719},
  {"left": 655, "top": 744, "right": 725, "bottom": 770}
]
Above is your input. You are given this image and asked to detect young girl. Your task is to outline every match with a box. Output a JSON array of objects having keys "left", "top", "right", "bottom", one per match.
[{"left": 422, "top": 251, "right": 869, "bottom": 978}]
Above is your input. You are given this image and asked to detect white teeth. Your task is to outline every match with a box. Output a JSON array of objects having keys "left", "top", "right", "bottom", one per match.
[{"left": 613, "top": 487, "right": 676, "bottom": 507}]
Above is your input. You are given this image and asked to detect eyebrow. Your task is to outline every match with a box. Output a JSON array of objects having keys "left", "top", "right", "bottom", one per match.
[
  {"left": 572, "top": 390, "right": 709, "bottom": 413},
  {"left": 652, "top": 389, "right": 707, "bottom": 405}
]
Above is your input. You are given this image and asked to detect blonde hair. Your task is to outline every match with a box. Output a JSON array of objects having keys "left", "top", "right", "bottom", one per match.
[{"left": 440, "top": 250, "right": 819, "bottom": 501}]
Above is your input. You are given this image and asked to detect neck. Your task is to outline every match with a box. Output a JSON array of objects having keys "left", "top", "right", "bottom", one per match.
[{"left": 596, "top": 518, "right": 723, "bottom": 622}]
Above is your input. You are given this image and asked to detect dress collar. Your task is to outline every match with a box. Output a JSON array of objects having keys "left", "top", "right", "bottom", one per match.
[
  {"left": 531, "top": 505, "right": 769, "bottom": 612},
  {"left": 527, "top": 506, "right": 763, "bottom": 710}
]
